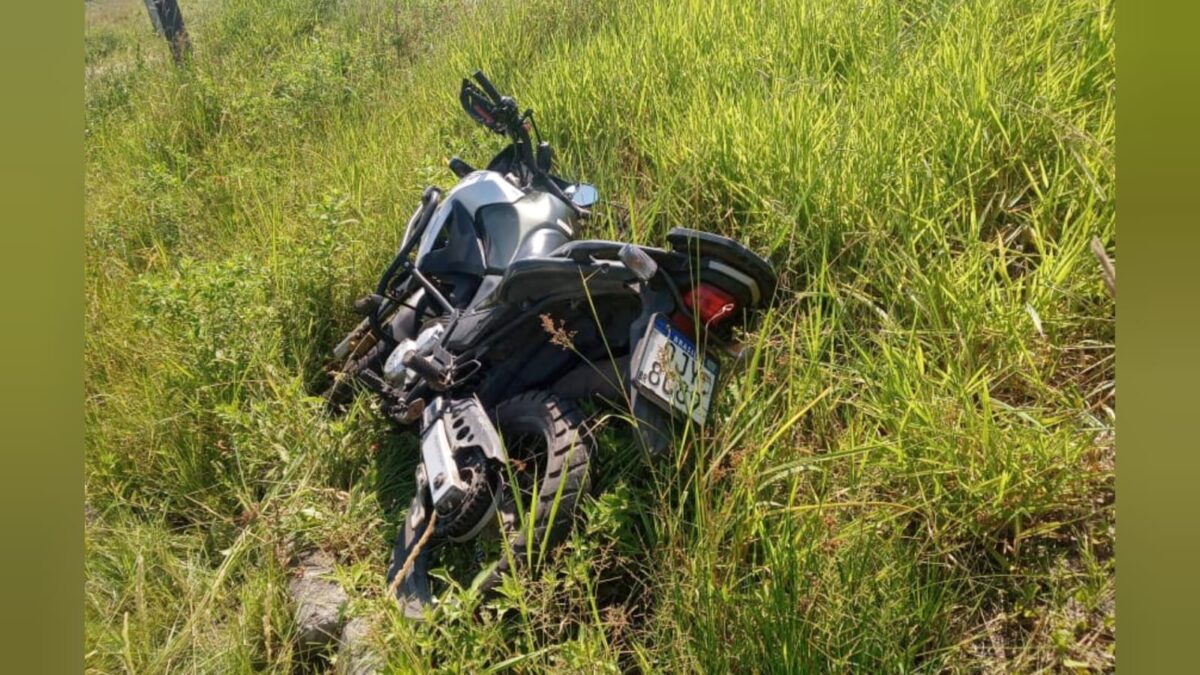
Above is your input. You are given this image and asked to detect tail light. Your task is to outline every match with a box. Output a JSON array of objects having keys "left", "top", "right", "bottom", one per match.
[{"left": 671, "top": 283, "right": 737, "bottom": 338}]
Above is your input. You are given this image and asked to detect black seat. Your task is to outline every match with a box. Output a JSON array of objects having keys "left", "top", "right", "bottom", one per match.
[{"left": 492, "top": 256, "right": 639, "bottom": 306}]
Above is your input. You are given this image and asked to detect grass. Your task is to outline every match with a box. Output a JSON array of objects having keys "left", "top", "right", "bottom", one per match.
[{"left": 85, "top": 0, "right": 1115, "bottom": 671}]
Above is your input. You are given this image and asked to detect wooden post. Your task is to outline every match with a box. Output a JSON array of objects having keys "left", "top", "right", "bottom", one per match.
[
  {"left": 142, "top": 0, "right": 164, "bottom": 34},
  {"left": 143, "top": 0, "right": 191, "bottom": 64}
]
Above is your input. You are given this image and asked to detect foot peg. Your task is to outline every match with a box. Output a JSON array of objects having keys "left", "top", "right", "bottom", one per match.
[{"left": 353, "top": 293, "right": 384, "bottom": 316}]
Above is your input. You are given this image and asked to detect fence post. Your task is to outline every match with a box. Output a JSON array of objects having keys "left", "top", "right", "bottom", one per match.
[{"left": 142, "top": 0, "right": 191, "bottom": 64}]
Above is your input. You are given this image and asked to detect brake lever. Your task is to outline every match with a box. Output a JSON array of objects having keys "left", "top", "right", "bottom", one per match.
[{"left": 460, "top": 80, "right": 506, "bottom": 134}]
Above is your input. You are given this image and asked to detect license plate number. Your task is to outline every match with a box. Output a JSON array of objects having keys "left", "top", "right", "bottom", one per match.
[{"left": 634, "top": 315, "right": 720, "bottom": 425}]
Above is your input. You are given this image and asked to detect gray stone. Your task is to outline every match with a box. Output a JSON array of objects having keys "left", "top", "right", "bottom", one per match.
[
  {"left": 336, "top": 617, "right": 383, "bottom": 675},
  {"left": 288, "top": 550, "right": 348, "bottom": 651}
]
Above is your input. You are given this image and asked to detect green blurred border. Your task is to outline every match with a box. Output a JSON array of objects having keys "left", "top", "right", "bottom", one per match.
[
  {"left": 1120, "top": 0, "right": 1200, "bottom": 671},
  {"left": 0, "top": 1, "right": 82, "bottom": 672}
]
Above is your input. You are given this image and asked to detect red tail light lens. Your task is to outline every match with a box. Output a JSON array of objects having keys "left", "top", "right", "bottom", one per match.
[{"left": 671, "top": 283, "right": 737, "bottom": 337}]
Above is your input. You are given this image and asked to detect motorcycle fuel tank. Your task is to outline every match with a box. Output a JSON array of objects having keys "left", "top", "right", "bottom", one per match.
[
  {"left": 416, "top": 171, "right": 524, "bottom": 262},
  {"left": 416, "top": 171, "right": 576, "bottom": 271}
]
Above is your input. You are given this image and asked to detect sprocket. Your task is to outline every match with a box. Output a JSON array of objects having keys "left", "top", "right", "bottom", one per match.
[{"left": 434, "top": 451, "right": 498, "bottom": 542}]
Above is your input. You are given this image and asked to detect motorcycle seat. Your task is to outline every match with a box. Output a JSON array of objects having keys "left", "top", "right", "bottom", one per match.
[
  {"left": 550, "top": 240, "right": 681, "bottom": 268},
  {"left": 492, "top": 256, "right": 639, "bottom": 306}
]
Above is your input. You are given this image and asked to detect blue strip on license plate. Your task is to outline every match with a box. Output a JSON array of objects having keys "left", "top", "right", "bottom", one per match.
[{"left": 652, "top": 315, "right": 719, "bottom": 375}]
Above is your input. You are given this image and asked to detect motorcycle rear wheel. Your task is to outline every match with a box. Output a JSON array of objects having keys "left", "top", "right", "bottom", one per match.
[{"left": 481, "top": 390, "right": 593, "bottom": 592}]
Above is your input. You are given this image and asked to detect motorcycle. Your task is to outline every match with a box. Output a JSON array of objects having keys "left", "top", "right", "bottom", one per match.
[{"left": 323, "top": 71, "right": 777, "bottom": 618}]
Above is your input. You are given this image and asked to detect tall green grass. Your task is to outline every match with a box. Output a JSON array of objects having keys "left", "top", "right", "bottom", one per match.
[{"left": 86, "top": 0, "right": 1115, "bottom": 671}]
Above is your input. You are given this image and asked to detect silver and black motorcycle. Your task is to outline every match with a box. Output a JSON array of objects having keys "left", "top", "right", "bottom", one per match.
[{"left": 324, "top": 72, "right": 777, "bottom": 617}]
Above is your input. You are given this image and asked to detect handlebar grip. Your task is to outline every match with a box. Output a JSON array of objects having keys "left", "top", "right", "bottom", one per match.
[
  {"left": 472, "top": 70, "right": 503, "bottom": 102},
  {"left": 448, "top": 156, "right": 474, "bottom": 178}
]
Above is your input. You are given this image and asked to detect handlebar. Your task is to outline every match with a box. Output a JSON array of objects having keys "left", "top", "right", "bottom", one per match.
[
  {"left": 472, "top": 70, "right": 503, "bottom": 104},
  {"left": 462, "top": 70, "right": 590, "bottom": 218}
]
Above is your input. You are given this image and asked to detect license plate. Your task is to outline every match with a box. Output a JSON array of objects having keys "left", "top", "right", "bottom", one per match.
[{"left": 634, "top": 315, "right": 720, "bottom": 425}]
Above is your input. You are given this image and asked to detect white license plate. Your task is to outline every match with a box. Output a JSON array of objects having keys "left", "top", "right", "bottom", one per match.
[{"left": 634, "top": 315, "right": 720, "bottom": 425}]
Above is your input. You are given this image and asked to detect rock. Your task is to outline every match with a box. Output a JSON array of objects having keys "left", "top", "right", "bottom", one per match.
[
  {"left": 336, "top": 617, "right": 383, "bottom": 675},
  {"left": 288, "top": 550, "right": 348, "bottom": 653}
]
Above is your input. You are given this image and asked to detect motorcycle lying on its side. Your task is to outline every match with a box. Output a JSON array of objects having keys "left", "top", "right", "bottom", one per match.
[{"left": 323, "top": 71, "right": 777, "bottom": 618}]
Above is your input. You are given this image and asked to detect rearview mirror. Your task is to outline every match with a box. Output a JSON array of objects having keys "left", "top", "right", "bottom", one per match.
[{"left": 570, "top": 183, "right": 599, "bottom": 208}]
